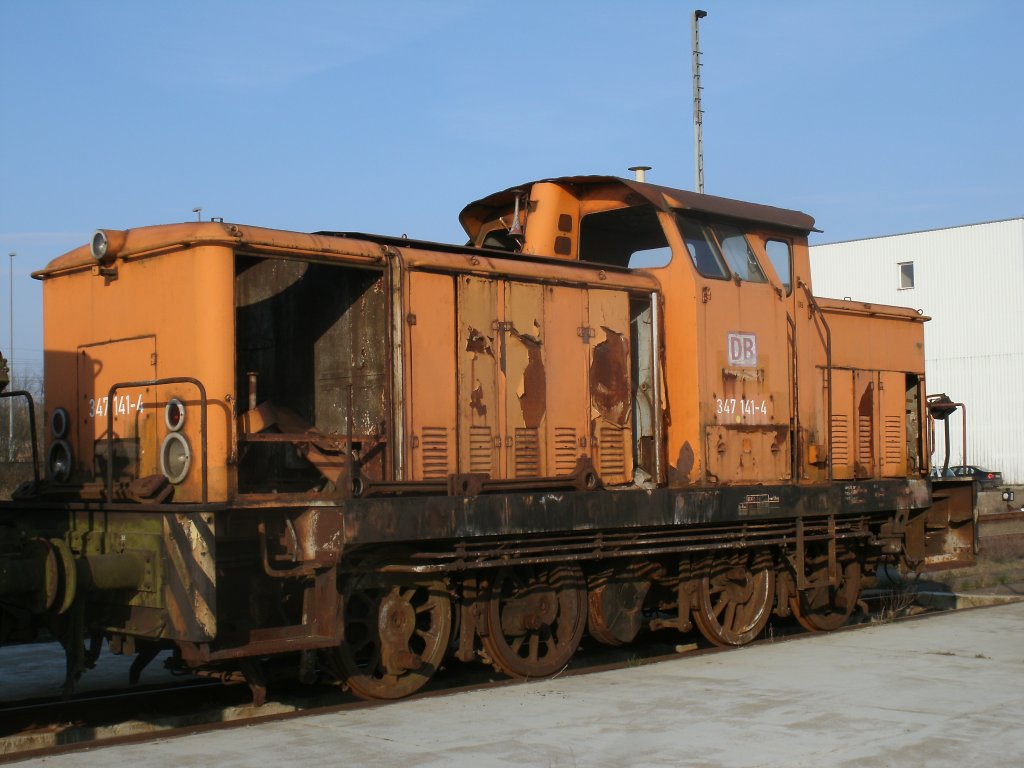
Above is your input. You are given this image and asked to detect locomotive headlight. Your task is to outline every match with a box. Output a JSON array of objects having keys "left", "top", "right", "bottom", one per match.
[
  {"left": 164, "top": 398, "right": 186, "bottom": 431},
  {"left": 47, "top": 440, "right": 73, "bottom": 483},
  {"left": 91, "top": 231, "right": 109, "bottom": 260},
  {"left": 50, "top": 407, "right": 69, "bottom": 439},
  {"left": 90, "top": 229, "right": 126, "bottom": 261},
  {"left": 160, "top": 432, "right": 192, "bottom": 484}
]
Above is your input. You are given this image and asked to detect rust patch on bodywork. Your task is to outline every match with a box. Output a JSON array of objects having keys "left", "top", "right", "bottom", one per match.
[
  {"left": 722, "top": 367, "right": 764, "bottom": 384},
  {"left": 514, "top": 332, "right": 546, "bottom": 428},
  {"left": 470, "top": 384, "right": 487, "bottom": 417},
  {"left": 590, "top": 328, "right": 629, "bottom": 426},
  {"left": 771, "top": 425, "right": 789, "bottom": 452},
  {"left": 466, "top": 327, "right": 494, "bottom": 357}
]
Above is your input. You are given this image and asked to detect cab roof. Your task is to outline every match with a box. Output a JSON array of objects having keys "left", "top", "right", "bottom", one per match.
[{"left": 459, "top": 175, "right": 818, "bottom": 241}]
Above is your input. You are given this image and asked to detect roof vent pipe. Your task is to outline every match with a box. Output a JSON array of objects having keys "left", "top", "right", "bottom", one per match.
[{"left": 628, "top": 165, "right": 652, "bottom": 183}]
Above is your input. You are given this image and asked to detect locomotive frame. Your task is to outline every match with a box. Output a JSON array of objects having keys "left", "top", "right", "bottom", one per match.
[{"left": 0, "top": 175, "right": 976, "bottom": 703}]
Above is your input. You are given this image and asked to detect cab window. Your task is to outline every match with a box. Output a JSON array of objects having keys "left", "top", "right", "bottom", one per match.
[
  {"left": 764, "top": 239, "right": 792, "bottom": 294},
  {"left": 676, "top": 216, "right": 729, "bottom": 279},
  {"left": 712, "top": 224, "right": 766, "bottom": 283},
  {"left": 579, "top": 205, "right": 671, "bottom": 268}
]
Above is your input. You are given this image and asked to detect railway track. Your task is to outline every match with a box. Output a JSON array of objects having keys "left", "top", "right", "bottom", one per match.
[{"left": 3, "top": 584, "right": 1020, "bottom": 764}]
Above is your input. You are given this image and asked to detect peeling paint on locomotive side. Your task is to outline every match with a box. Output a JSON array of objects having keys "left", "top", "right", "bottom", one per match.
[
  {"left": 589, "top": 328, "right": 630, "bottom": 427},
  {"left": 469, "top": 384, "right": 487, "bottom": 418},
  {"left": 539, "top": 493, "right": 565, "bottom": 507},
  {"left": 465, "top": 326, "right": 494, "bottom": 357},
  {"left": 513, "top": 331, "right": 546, "bottom": 428}
]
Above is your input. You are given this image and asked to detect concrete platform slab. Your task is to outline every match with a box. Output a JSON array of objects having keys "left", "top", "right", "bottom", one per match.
[{"left": 12, "top": 602, "right": 1024, "bottom": 767}]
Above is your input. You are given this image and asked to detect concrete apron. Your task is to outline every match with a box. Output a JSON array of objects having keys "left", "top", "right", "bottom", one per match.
[{"left": 10, "top": 599, "right": 1024, "bottom": 768}]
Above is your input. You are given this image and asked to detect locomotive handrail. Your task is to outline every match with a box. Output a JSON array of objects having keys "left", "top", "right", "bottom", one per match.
[
  {"left": 0, "top": 390, "right": 40, "bottom": 485},
  {"left": 104, "top": 376, "right": 208, "bottom": 503},
  {"left": 798, "top": 279, "right": 833, "bottom": 481},
  {"left": 787, "top": 314, "right": 801, "bottom": 483}
]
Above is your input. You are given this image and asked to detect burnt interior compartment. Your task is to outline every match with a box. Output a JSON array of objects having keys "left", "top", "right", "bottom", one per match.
[{"left": 234, "top": 256, "right": 389, "bottom": 493}]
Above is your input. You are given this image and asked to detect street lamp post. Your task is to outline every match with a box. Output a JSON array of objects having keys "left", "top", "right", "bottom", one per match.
[{"left": 7, "top": 251, "right": 13, "bottom": 462}]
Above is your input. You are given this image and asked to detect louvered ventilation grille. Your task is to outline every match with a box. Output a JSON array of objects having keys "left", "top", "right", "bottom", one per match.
[
  {"left": 831, "top": 414, "right": 850, "bottom": 466},
  {"left": 599, "top": 426, "right": 626, "bottom": 477},
  {"left": 420, "top": 426, "right": 449, "bottom": 479},
  {"left": 857, "top": 415, "right": 873, "bottom": 465},
  {"left": 514, "top": 428, "right": 540, "bottom": 477},
  {"left": 554, "top": 427, "right": 578, "bottom": 475},
  {"left": 883, "top": 416, "right": 903, "bottom": 466},
  {"left": 468, "top": 425, "right": 494, "bottom": 475}
]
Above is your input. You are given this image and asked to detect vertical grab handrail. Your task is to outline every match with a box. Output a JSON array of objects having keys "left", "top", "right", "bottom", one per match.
[
  {"left": 650, "top": 291, "right": 664, "bottom": 484},
  {"left": 786, "top": 314, "right": 800, "bottom": 483},
  {"left": 105, "top": 376, "right": 208, "bottom": 503},
  {"left": 0, "top": 390, "right": 40, "bottom": 485},
  {"left": 798, "top": 279, "right": 833, "bottom": 481}
]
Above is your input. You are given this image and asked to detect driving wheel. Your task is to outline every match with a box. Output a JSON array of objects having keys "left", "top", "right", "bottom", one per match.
[
  {"left": 693, "top": 549, "right": 775, "bottom": 646},
  {"left": 481, "top": 564, "right": 587, "bottom": 679},
  {"left": 790, "top": 553, "right": 862, "bottom": 632},
  {"left": 336, "top": 571, "right": 452, "bottom": 700}
]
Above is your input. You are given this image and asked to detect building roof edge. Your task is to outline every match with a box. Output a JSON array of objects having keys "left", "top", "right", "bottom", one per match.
[{"left": 811, "top": 216, "right": 1024, "bottom": 248}]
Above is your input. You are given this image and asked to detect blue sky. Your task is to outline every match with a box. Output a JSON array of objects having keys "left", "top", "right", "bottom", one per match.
[{"left": 2, "top": 0, "right": 1022, "bottom": 378}]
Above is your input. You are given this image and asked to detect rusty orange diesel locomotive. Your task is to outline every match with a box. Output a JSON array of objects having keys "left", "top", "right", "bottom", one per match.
[{"left": 0, "top": 175, "right": 975, "bottom": 702}]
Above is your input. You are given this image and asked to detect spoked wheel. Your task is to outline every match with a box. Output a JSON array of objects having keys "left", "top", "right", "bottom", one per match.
[
  {"left": 336, "top": 571, "right": 452, "bottom": 700},
  {"left": 790, "top": 553, "right": 862, "bottom": 632},
  {"left": 481, "top": 564, "right": 587, "bottom": 679},
  {"left": 693, "top": 550, "right": 775, "bottom": 646}
]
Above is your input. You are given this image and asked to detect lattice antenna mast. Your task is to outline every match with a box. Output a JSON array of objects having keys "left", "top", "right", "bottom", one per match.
[{"left": 691, "top": 10, "right": 707, "bottom": 194}]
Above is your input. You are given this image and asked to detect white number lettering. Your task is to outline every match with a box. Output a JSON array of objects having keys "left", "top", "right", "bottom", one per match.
[
  {"left": 88, "top": 393, "right": 147, "bottom": 420},
  {"left": 714, "top": 398, "right": 769, "bottom": 419}
]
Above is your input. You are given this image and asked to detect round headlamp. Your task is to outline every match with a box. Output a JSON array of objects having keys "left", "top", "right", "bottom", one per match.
[
  {"left": 91, "top": 231, "right": 109, "bottom": 260},
  {"left": 90, "top": 229, "right": 126, "bottom": 262},
  {"left": 47, "top": 439, "right": 73, "bottom": 483},
  {"left": 160, "top": 432, "right": 192, "bottom": 484}
]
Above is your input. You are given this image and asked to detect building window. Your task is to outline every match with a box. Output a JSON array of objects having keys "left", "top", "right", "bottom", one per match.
[{"left": 898, "top": 261, "right": 915, "bottom": 289}]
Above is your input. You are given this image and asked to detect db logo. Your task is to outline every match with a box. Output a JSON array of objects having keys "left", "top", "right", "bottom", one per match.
[{"left": 727, "top": 332, "right": 757, "bottom": 367}]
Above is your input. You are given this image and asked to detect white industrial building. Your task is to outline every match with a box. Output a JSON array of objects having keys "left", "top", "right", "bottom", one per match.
[{"left": 809, "top": 218, "right": 1024, "bottom": 484}]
